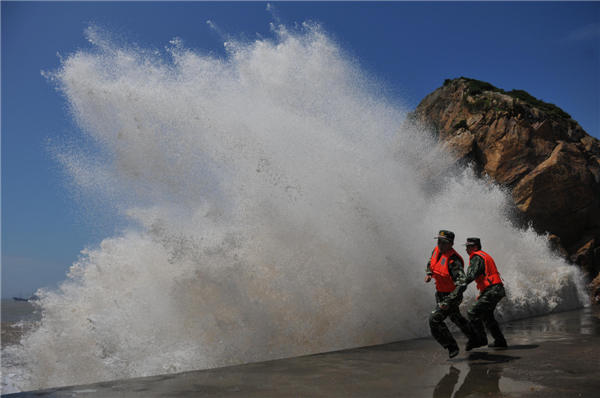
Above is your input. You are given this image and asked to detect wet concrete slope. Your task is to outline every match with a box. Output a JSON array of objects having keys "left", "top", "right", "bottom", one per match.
[{"left": 5, "top": 306, "right": 600, "bottom": 397}]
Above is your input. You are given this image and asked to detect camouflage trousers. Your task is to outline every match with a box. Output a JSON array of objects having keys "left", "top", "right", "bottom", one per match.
[
  {"left": 467, "top": 284, "right": 506, "bottom": 344},
  {"left": 429, "top": 292, "right": 477, "bottom": 349}
]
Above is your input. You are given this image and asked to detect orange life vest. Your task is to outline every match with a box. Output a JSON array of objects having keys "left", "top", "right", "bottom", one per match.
[
  {"left": 430, "top": 247, "right": 463, "bottom": 293},
  {"left": 470, "top": 250, "right": 503, "bottom": 292}
]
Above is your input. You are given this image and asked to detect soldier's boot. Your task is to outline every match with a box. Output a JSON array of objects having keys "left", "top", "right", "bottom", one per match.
[
  {"left": 465, "top": 312, "right": 488, "bottom": 352},
  {"left": 466, "top": 335, "right": 488, "bottom": 351},
  {"left": 447, "top": 342, "right": 460, "bottom": 358},
  {"left": 465, "top": 339, "right": 476, "bottom": 352},
  {"left": 488, "top": 339, "right": 507, "bottom": 349}
]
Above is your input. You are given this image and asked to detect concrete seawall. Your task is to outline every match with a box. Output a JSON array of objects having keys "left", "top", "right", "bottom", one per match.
[{"left": 5, "top": 306, "right": 599, "bottom": 397}]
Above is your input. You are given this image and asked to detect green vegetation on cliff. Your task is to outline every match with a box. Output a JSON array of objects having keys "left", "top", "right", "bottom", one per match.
[{"left": 444, "top": 77, "right": 572, "bottom": 121}]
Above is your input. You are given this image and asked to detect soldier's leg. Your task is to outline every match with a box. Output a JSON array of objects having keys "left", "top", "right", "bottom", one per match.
[
  {"left": 467, "top": 295, "right": 490, "bottom": 343},
  {"left": 448, "top": 306, "right": 477, "bottom": 342},
  {"left": 481, "top": 287, "right": 506, "bottom": 345},
  {"left": 482, "top": 310, "right": 505, "bottom": 344},
  {"left": 429, "top": 306, "right": 455, "bottom": 348}
]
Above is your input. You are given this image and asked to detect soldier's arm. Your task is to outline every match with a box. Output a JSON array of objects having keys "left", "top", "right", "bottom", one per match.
[
  {"left": 426, "top": 250, "right": 434, "bottom": 276},
  {"left": 425, "top": 259, "right": 433, "bottom": 282},
  {"left": 439, "top": 256, "right": 467, "bottom": 308},
  {"left": 426, "top": 259, "right": 433, "bottom": 276},
  {"left": 465, "top": 255, "right": 486, "bottom": 285},
  {"left": 425, "top": 250, "right": 434, "bottom": 283}
]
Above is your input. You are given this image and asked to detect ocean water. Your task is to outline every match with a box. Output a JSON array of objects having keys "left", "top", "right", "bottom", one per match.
[
  {"left": 2, "top": 21, "right": 589, "bottom": 393},
  {"left": 1, "top": 299, "right": 39, "bottom": 393},
  {"left": 1, "top": 299, "right": 38, "bottom": 324}
]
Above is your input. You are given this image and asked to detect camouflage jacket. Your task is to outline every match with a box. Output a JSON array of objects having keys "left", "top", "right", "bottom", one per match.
[
  {"left": 426, "top": 250, "right": 467, "bottom": 308},
  {"left": 465, "top": 255, "right": 486, "bottom": 285}
]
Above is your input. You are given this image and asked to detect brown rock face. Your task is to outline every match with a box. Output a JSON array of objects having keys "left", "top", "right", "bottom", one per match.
[
  {"left": 589, "top": 275, "right": 600, "bottom": 305},
  {"left": 513, "top": 141, "right": 598, "bottom": 241},
  {"left": 410, "top": 78, "right": 600, "bottom": 287}
]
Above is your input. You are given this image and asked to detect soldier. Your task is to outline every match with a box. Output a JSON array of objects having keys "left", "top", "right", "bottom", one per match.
[
  {"left": 426, "top": 230, "right": 478, "bottom": 358},
  {"left": 463, "top": 237, "right": 508, "bottom": 350}
]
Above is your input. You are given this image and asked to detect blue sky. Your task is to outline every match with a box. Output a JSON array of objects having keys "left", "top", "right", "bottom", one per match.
[{"left": 2, "top": 1, "right": 599, "bottom": 298}]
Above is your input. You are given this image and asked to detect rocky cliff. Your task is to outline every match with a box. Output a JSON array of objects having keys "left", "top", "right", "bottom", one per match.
[{"left": 409, "top": 77, "right": 600, "bottom": 303}]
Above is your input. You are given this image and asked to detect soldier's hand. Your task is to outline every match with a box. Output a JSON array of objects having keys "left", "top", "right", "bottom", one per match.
[
  {"left": 425, "top": 275, "right": 432, "bottom": 283},
  {"left": 440, "top": 304, "right": 448, "bottom": 310},
  {"left": 476, "top": 295, "right": 481, "bottom": 301}
]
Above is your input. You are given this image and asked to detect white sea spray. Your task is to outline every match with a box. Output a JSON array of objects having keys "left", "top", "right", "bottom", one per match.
[{"left": 7, "top": 21, "right": 587, "bottom": 391}]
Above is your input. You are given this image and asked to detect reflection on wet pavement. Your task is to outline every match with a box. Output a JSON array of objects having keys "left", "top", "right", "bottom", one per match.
[
  {"left": 506, "top": 306, "right": 600, "bottom": 336},
  {"left": 430, "top": 306, "right": 600, "bottom": 397},
  {"left": 433, "top": 366, "right": 462, "bottom": 397},
  {"left": 433, "top": 352, "right": 542, "bottom": 398}
]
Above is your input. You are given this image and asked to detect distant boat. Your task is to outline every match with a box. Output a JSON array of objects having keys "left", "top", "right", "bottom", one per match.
[{"left": 12, "top": 292, "right": 38, "bottom": 302}]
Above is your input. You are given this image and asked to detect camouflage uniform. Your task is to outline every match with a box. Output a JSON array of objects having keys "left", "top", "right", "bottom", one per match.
[
  {"left": 465, "top": 251, "right": 507, "bottom": 346},
  {"left": 426, "top": 250, "right": 478, "bottom": 351}
]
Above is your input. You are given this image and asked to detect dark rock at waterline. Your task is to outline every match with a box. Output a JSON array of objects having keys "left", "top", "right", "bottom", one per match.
[{"left": 409, "top": 77, "right": 600, "bottom": 300}]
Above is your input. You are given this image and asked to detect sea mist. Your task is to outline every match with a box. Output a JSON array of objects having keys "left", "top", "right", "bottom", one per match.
[{"left": 7, "top": 21, "right": 587, "bottom": 391}]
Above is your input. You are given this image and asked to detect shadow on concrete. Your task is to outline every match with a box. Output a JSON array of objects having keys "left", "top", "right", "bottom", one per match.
[
  {"left": 466, "top": 352, "right": 520, "bottom": 362},
  {"left": 502, "top": 344, "right": 539, "bottom": 350}
]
